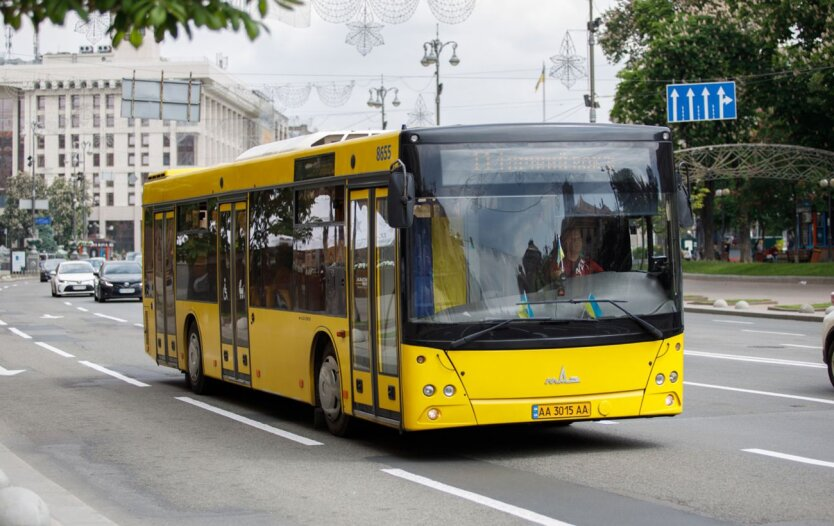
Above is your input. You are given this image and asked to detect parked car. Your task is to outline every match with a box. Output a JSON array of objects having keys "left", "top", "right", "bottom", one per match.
[
  {"left": 87, "top": 257, "right": 106, "bottom": 274},
  {"left": 40, "top": 258, "right": 65, "bottom": 282},
  {"left": 50, "top": 260, "right": 95, "bottom": 297},
  {"left": 823, "top": 310, "right": 834, "bottom": 388},
  {"left": 94, "top": 261, "right": 142, "bottom": 302}
]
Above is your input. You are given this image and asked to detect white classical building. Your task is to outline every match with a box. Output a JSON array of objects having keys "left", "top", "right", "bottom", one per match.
[{"left": 0, "top": 41, "right": 288, "bottom": 253}]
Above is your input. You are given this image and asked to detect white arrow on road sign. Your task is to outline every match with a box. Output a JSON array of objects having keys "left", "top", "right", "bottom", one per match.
[
  {"left": 686, "top": 88, "right": 695, "bottom": 121},
  {"left": 670, "top": 89, "right": 679, "bottom": 121},
  {"left": 701, "top": 87, "right": 710, "bottom": 119},
  {"left": 717, "top": 86, "right": 733, "bottom": 119},
  {"left": 0, "top": 365, "right": 25, "bottom": 376}
]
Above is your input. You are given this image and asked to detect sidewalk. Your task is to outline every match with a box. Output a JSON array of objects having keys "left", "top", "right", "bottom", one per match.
[{"left": 683, "top": 274, "right": 834, "bottom": 322}]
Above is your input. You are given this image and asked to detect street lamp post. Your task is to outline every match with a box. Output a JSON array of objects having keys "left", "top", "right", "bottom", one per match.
[
  {"left": 366, "top": 75, "right": 400, "bottom": 130},
  {"left": 28, "top": 121, "right": 43, "bottom": 243},
  {"left": 421, "top": 23, "right": 460, "bottom": 126},
  {"left": 820, "top": 177, "right": 834, "bottom": 262}
]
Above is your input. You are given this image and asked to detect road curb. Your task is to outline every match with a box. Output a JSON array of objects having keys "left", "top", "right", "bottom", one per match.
[
  {"left": 684, "top": 273, "right": 834, "bottom": 285},
  {"left": 684, "top": 305, "right": 824, "bottom": 322}
]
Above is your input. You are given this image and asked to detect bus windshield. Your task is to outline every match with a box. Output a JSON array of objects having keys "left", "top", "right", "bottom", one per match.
[{"left": 405, "top": 141, "right": 680, "bottom": 344}]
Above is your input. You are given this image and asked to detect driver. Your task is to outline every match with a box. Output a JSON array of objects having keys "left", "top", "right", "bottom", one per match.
[{"left": 549, "top": 223, "right": 603, "bottom": 279}]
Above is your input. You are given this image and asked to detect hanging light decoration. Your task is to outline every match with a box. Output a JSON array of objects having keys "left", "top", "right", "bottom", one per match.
[
  {"left": 345, "top": 3, "right": 385, "bottom": 56},
  {"left": 549, "top": 32, "right": 586, "bottom": 89},
  {"left": 74, "top": 13, "right": 111, "bottom": 45},
  {"left": 426, "top": 0, "right": 475, "bottom": 24},
  {"left": 407, "top": 95, "right": 435, "bottom": 127},
  {"left": 368, "top": 0, "right": 420, "bottom": 24},
  {"left": 273, "top": 84, "right": 314, "bottom": 109},
  {"left": 316, "top": 81, "right": 356, "bottom": 107}
]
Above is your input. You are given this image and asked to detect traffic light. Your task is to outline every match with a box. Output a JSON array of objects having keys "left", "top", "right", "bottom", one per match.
[{"left": 26, "top": 155, "right": 32, "bottom": 167}]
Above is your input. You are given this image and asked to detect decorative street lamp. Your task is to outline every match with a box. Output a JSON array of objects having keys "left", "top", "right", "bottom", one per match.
[
  {"left": 366, "top": 75, "right": 400, "bottom": 130},
  {"left": 28, "top": 120, "right": 43, "bottom": 242},
  {"left": 421, "top": 23, "right": 460, "bottom": 126},
  {"left": 820, "top": 177, "right": 834, "bottom": 261}
]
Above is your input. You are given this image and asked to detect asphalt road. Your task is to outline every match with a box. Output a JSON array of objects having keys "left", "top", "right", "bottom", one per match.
[{"left": 1, "top": 278, "right": 832, "bottom": 526}]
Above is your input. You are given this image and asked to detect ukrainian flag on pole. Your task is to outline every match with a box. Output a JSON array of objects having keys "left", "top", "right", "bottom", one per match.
[
  {"left": 585, "top": 294, "right": 603, "bottom": 319},
  {"left": 535, "top": 62, "right": 545, "bottom": 92}
]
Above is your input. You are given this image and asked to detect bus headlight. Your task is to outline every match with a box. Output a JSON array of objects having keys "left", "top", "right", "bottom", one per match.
[
  {"left": 422, "top": 384, "right": 435, "bottom": 397},
  {"left": 669, "top": 371, "right": 679, "bottom": 383},
  {"left": 655, "top": 373, "right": 665, "bottom": 385},
  {"left": 665, "top": 394, "right": 675, "bottom": 406},
  {"left": 443, "top": 385, "right": 456, "bottom": 397},
  {"left": 427, "top": 408, "right": 440, "bottom": 420}
]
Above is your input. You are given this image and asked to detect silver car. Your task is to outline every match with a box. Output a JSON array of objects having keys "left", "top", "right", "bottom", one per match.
[{"left": 51, "top": 260, "right": 96, "bottom": 297}]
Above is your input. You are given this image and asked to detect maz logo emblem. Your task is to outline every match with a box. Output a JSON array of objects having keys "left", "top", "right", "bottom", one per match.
[{"left": 545, "top": 367, "right": 580, "bottom": 385}]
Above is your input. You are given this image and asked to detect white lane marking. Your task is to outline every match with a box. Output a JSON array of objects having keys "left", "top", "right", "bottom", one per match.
[
  {"left": 686, "top": 350, "right": 824, "bottom": 369},
  {"left": 0, "top": 319, "right": 6, "bottom": 326},
  {"left": 176, "top": 396, "right": 323, "bottom": 446},
  {"left": 712, "top": 319, "right": 754, "bottom": 325},
  {"left": 77, "top": 307, "right": 88, "bottom": 313},
  {"left": 382, "top": 468, "right": 573, "bottom": 526},
  {"left": 742, "top": 329, "right": 805, "bottom": 337},
  {"left": 595, "top": 420, "right": 619, "bottom": 425},
  {"left": 64, "top": 302, "right": 72, "bottom": 306},
  {"left": 8, "top": 328, "right": 32, "bottom": 339},
  {"left": 685, "top": 382, "right": 834, "bottom": 405},
  {"left": 743, "top": 449, "right": 834, "bottom": 469},
  {"left": 133, "top": 323, "right": 143, "bottom": 328},
  {"left": 94, "top": 313, "right": 126, "bottom": 323},
  {"left": 41, "top": 314, "right": 63, "bottom": 319},
  {"left": 35, "top": 341, "right": 75, "bottom": 358},
  {"left": 78, "top": 361, "right": 150, "bottom": 387},
  {"left": 781, "top": 344, "right": 819, "bottom": 350}
]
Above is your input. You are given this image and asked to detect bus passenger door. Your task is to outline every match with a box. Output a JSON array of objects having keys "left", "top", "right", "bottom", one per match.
[
  {"left": 218, "top": 201, "right": 251, "bottom": 386},
  {"left": 349, "top": 188, "right": 401, "bottom": 425},
  {"left": 153, "top": 211, "right": 177, "bottom": 366}
]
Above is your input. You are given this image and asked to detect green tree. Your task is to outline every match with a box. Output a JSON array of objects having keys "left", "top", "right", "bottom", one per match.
[
  {"left": 0, "top": 172, "right": 48, "bottom": 248},
  {"left": 0, "top": 0, "right": 303, "bottom": 48},
  {"left": 48, "top": 176, "right": 91, "bottom": 249}
]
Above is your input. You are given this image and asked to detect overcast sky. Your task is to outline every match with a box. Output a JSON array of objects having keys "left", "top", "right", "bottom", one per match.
[{"left": 6, "top": 0, "right": 622, "bottom": 132}]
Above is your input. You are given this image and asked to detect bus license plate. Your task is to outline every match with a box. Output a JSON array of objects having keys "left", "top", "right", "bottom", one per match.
[{"left": 532, "top": 402, "right": 591, "bottom": 420}]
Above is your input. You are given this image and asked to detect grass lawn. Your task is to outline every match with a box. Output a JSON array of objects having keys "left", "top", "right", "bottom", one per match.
[{"left": 682, "top": 260, "right": 834, "bottom": 277}]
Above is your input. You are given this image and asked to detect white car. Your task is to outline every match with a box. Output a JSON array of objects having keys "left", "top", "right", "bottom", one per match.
[
  {"left": 51, "top": 260, "right": 96, "bottom": 297},
  {"left": 823, "top": 310, "right": 834, "bottom": 388}
]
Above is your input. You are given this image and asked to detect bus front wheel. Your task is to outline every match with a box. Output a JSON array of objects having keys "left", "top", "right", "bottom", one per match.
[
  {"left": 316, "top": 343, "right": 351, "bottom": 436},
  {"left": 186, "top": 325, "right": 209, "bottom": 395}
]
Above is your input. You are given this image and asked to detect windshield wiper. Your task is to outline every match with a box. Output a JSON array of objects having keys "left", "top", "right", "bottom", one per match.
[
  {"left": 528, "top": 298, "right": 663, "bottom": 339},
  {"left": 448, "top": 318, "right": 553, "bottom": 349}
]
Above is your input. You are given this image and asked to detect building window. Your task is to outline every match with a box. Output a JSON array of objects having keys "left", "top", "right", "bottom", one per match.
[
  {"left": 71, "top": 114, "right": 80, "bottom": 128},
  {"left": 163, "top": 134, "right": 170, "bottom": 147},
  {"left": 128, "top": 153, "right": 135, "bottom": 166},
  {"left": 106, "top": 94, "right": 114, "bottom": 110},
  {"left": 106, "top": 193, "right": 114, "bottom": 206},
  {"left": 141, "top": 133, "right": 149, "bottom": 147},
  {"left": 93, "top": 153, "right": 100, "bottom": 167},
  {"left": 128, "top": 173, "right": 137, "bottom": 186},
  {"left": 58, "top": 153, "right": 66, "bottom": 167},
  {"left": 37, "top": 96, "right": 45, "bottom": 111},
  {"left": 58, "top": 96, "right": 65, "bottom": 110},
  {"left": 37, "top": 136, "right": 45, "bottom": 149},
  {"left": 128, "top": 133, "right": 135, "bottom": 147},
  {"left": 106, "top": 114, "right": 114, "bottom": 127},
  {"left": 162, "top": 152, "right": 170, "bottom": 165},
  {"left": 58, "top": 135, "right": 65, "bottom": 149},
  {"left": 141, "top": 118, "right": 149, "bottom": 127},
  {"left": 92, "top": 94, "right": 100, "bottom": 109},
  {"left": 37, "top": 154, "right": 44, "bottom": 168},
  {"left": 93, "top": 174, "right": 100, "bottom": 186},
  {"left": 93, "top": 193, "right": 100, "bottom": 206},
  {"left": 106, "top": 178, "right": 114, "bottom": 188},
  {"left": 93, "top": 114, "right": 100, "bottom": 127},
  {"left": 177, "top": 133, "right": 196, "bottom": 166},
  {"left": 127, "top": 117, "right": 135, "bottom": 127},
  {"left": 141, "top": 153, "right": 149, "bottom": 166},
  {"left": 128, "top": 192, "right": 135, "bottom": 205},
  {"left": 93, "top": 134, "right": 100, "bottom": 148},
  {"left": 106, "top": 134, "right": 114, "bottom": 148},
  {"left": 58, "top": 115, "right": 65, "bottom": 129},
  {"left": 106, "top": 153, "right": 114, "bottom": 166},
  {"left": 71, "top": 135, "right": 79, "bottom": 149},
  {"left": 71, "top": 95, "right": 80, "bottom": 110}
]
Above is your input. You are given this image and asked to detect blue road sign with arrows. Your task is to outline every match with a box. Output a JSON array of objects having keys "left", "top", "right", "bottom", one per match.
[{"left": 666, "top": 81, "right": 737, "bottom": 123}]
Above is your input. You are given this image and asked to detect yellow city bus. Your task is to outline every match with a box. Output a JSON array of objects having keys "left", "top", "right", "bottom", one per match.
[{"left": 141, "top": 123, "right": 688, "bottom": 435}]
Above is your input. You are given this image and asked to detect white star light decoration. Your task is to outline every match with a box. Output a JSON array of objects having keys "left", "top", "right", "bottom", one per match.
[
  {"left": 407, "top": 95, "right": 435, "bottom": 127},
  {"left": 549, "top": 32, "right": 586, "bottom": 89},
  {"left": 74, "top": 13, "right": 111, "bottom": 45},
  {"left": 345, "top": 4, "right": 385, "bottom": 56}
]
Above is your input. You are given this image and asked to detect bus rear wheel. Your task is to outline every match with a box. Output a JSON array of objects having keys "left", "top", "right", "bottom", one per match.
[
  {"left": 317, "top": 343, "right": 351, "bottom": 436},
  {"left": 186, "top": 325, "right": 209, "bottom": 395}
]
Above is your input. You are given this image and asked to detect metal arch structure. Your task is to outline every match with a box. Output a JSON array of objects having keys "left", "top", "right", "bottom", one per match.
[{"left": 676, "top": 144, "right": 834, "bottom": 184}]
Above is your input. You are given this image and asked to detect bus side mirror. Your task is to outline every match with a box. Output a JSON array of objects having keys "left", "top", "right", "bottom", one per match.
[
  {"left": 387, "top": 160, "right": 414, "bottom": 229},
  {"left": 676, "top": 183, "right": 694, "bottom": 228}
]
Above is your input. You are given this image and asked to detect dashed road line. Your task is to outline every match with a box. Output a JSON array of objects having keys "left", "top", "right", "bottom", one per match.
[
  {"left": 685, "top": 382, "right": 834, "bottom": 405},
  {"left": 686, "top": 350, "right": 823, "bottom": 369},
  {"left": 743, "top": 448, "right": 834, "bottom": 469},
  {"left": 8, "top": 328, "right": 31, "bottom": 339},
  {"left": 0, "top": 319, "right": 6, "bottom": 326},
  {"left": 93, "top": 313, "right": 127, "bottom": 323},
  {"left": 176, "top": 396, "right": 323, "bottom": 446},
  {"left": 712, "top": 319, "right": 754, "bottom": 325},
  {"left": 34, "top": 341, "right": 75, "bottom": 358},
  {"left": 76, "top": 307, "right": 89, "bottom": 312},
  {"left": 742, "top": 329, "right": 805, "bottom": 337},
  {"left": 78, "top": 361, "right": 150, "bottom": 387},
  {"left": 133, "top": 323, "right": 143, "bottom": 328},
  {"left": 382, "top": 468, "right": 573, "bottom": 526},
  {"left": 781, "top": 344, "right": 818, "bottom": 350}
]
